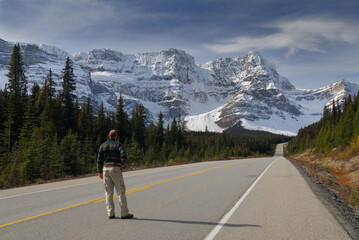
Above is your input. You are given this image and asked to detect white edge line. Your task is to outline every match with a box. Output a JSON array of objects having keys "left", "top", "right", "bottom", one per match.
[
  {"left": 0, "top": 181, "right": 102, "bottom": 200},
  {"left": 204, "top": 158, "right": 279, "bottom": 240}
]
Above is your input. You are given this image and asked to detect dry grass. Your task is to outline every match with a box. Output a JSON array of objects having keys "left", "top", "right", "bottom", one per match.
[{"left": 285, "top": 144, "right": 359, "bottom": 210}]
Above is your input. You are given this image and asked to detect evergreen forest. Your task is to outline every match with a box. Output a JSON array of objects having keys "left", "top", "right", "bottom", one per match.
[
  {"left": 0, "top": 44, "right": 290, "bottom": 189},
  {"left": 287, "top": 92, "right": 359, "bottom": 154}
]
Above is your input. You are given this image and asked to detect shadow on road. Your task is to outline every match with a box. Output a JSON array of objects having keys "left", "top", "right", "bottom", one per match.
[{"left": 131, "top": 218, "right": 262, "bottom": 228}]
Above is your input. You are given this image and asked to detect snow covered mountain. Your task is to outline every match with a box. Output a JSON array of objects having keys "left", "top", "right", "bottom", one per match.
[
  {"left": 186, "top": 55, "right": 359, "bottom": 135},
  {"left": 0, "top": 38, "right": 358, "bottom": 136},
  {"left": 72, "top": 48, "right": 238, "bottom": 120},
  {"left": 0, "top": 38, "right": 118, "bottom": 112}
]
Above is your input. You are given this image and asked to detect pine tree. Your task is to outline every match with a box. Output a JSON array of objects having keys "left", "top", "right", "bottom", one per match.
[
  {"left": 6, "top": 43, "right": 28, "bottom": 144},
  {"left": 127, "top": 133, "right": 144, "bottom": 167},
  {"left": 353, "top": 106, "right": 359, "bottom": 137},
  {"left": 60, "top": 131, "right": 79, "bottom": 176},
  {"left": 0, "top": 100, "right": 15, "bottom": 167},
  {"left": 60, "top": 57, "right": 76, "bottom": 135},
  {"left": 95, "top": 102, "right": 107, "bottom": 143},
  {"left": 78, "top": 137, "right": 95, "bottom": 174},
  {"left": 53, "top": 93, "right": 63, "bottom": 137},
  {"left": 131, "top": 104, "right": 146, "bottom": 149},
  {"left": 156, "top": 112, "right": 164, "bottom": 148},
  {"left": 16, "top": 102, "right": 37, "bottom": 184},
  {"left": 145, "top": 121, "right": 157, "bottom": 151},
  {"left": 0, "top": 87, "right": 7, "bottom": 132},
  {"left": 105, "top": 111, "right": 116, "bottom": 135},
  {"left": 39, "top": 68, "right": 56, "bottom": 121},
  {"left": 116, "top": 93, "right": 129, "bottom": 143},
  {"left": 30, "top": 82, "right": 40, "bottom": 106},
  {"left": 31, "top": 110, "right": 56, "bottom": 180},
  {"left": 31, "top": 82, "right": 42, "bottom": 120},
  {"left": 43, "top": 68, "right": 56, "bottom": 103},
  {"left": 78, "top": 96, "right": 93, "bottom": 142},
  {"left": 73, "top": 99, "right": 80, "bottom": 134},
  {"left": 170, "top": 118, "right": 178, "bottom": 146},
  {"left": 338, "top": 97, "right": 354, "bottom": 147}
]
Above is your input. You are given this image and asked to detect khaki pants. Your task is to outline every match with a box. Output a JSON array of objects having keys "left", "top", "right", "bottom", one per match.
[{"left": 103, "top": 166, "right": 130, "bottom": 217}]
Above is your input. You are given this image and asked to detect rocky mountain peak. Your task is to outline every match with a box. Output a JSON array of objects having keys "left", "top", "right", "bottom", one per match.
[
  {"left": 73, "top": 49, "right": 125, "bottom": 63},
  {"left": 159, "top": 48, "right": 195, "bottom": 64},
  {"left": 135, "top": 48, "right": 197, "bottom": 76},
  {"left": 335, "top": 79, "right": 356, "bottom": 90},
  {"left": 0, "top": 38, "right": 358, "bottom": 136}
]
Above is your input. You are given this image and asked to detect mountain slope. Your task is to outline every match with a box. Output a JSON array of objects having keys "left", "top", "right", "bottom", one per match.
[
  {"left": 185, "top": 54, "right": 359, "bottom": 135},
  {"left": 0, "top": 38, "right": 358, "bottom": 136},
  {"left": 0, "top": 38, "right": 117, "bottom": 112}
]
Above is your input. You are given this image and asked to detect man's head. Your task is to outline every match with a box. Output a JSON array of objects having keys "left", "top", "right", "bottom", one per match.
[{"left": 108, "top": 130, "right": 118, "bottom": 140}]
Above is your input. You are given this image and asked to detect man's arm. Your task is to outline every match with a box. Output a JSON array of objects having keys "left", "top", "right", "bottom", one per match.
[
  {"left": 97, "top": 146, "right": 104, "bottom": 177},
  {"left": 119, "top": 144, "right": 127, "bottom": 166}
]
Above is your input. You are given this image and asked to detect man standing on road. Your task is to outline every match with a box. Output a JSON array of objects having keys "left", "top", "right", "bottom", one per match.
[{"left": 97, "top": 130, "right": 133, "bottom": 219}]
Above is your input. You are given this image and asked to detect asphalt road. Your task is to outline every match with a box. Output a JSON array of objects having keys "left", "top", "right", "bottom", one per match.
[{"left": 0, "top": 144, "right": 351, "bottom": 239}]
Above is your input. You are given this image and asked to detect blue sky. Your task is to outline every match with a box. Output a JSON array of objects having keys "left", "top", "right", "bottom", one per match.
[{"left": 1, "top": 0, "right": 359, "bottom": 89}]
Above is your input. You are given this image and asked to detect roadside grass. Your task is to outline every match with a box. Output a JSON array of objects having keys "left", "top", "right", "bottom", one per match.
[
  {"left": 351, "top": 189, "right": 359, "bottom": 207},
  {"left": 284, "top": 144, "right": 359, "bottom": 211}
]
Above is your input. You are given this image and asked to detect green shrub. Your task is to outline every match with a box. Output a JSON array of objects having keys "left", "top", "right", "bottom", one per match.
[{"left": 350, "top": 189, "right": 359, "bottom": 206}]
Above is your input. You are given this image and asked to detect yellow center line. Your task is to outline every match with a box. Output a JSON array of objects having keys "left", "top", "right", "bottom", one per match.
[{"left": 0, "top": 161, "right": 242, "bottom": 228}]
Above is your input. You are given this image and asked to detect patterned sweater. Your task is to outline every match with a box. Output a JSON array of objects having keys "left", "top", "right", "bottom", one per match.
[{"left": 97, "top": 139, "right": 127, "bottom": 173}]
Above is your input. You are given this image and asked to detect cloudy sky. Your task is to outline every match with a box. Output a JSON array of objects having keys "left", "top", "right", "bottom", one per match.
[{"left": 1, "top": 0, "right": 359, "bottom": 89}]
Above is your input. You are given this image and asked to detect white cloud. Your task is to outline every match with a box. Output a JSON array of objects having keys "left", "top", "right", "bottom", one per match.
[
  {"left": 204, "top": 17, "right": 359, "bottom": 56},
  {"left": 0, "top": 0, "right": 180, "bottom": 47},
  {"left": 0, "top": 0, "right": 122, "bottom": 43}
]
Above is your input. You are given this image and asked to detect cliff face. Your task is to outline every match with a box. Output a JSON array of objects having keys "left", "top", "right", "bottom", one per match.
[{"left": 1, "top": 38, "right": 358, "bottom": 135}]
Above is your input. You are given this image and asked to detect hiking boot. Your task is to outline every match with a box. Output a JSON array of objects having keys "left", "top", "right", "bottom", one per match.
[{"left": 121, "top": 214, "right": 134, "bottom": 219}]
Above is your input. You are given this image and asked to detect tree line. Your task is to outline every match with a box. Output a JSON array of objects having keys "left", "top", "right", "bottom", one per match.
[
  {"left": 0, "top": 44, "right": 289, "bottom": 189},
  {"left": 287, "top": 92, "right": 359, "bottom": 154}
]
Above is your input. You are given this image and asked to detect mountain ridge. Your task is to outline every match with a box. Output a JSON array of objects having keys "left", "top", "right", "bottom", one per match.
[{"left": 0, "top": 38, "right": 358, "bottom": 136}]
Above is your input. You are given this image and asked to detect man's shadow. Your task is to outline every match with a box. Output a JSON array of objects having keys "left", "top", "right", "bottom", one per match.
[{"left": 129, "top": 217, "right": 261, "bottom": 228}]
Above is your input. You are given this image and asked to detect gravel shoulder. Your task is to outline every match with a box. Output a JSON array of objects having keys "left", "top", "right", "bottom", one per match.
[{"left": 287, "top": 157, "right": 359, "bottom": 240}]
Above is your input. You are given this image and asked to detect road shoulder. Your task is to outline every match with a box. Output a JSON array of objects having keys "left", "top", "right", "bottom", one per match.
[
  {"left": 288, "top": 157, "right": 359, "bottom": 240},
  {"left": 214, "top": 156, "right": 351, "bottom": 240}
]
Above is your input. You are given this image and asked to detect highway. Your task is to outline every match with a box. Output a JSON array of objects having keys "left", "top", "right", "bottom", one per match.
[{"left": 0, "top": 144, "right": 351, "bottom": 239}]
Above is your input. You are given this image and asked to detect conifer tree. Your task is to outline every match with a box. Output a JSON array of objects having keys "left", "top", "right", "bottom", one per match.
[
  {"left": 145, "top": 121, "right": 157, "bottom": 151},
  {"left": 105, "top": 111, "right": 116, "bottom": 136},
  {"left": 0, "top": 97, "right": 16, "bottom": 167},
  {"left": 16, "top": 102, "right": 37, "bottom": 183},
  {"left": 30, "top": 82, "right": 40, "bottom": 105},
  {"left": 78, "top": 137, "right": 95, "bottom": 174},
  {"left": 127, "top": 133, "right": 144, "bottom": 166},
  {"left": 156, "top": 112, "right": 164, "bottom": 148},
  {"left": 60, "top": 131, "right": 79, "bottom": 176},
  {"left": 30, "top": 82, "right": 42, "bottom": 120},
  {"left": 116, "top": 93, "right": 129, "bottom": 143},
  {"left": 31, "top": 109, "right": 56, "bottom": 180},
  {"left": 170, "top": 118, "right": 178, "bottom": 146},
  {"left": 60, "top": 57, "right": 76, "bottom": 135},
  {"left": 130, "top": 104, "right": 146, "bottom": 149},
  {"left": 73, "top": 99, "right": 79, "bottom": 134},
  {"left": 39, "top": 69, "right": 56, "bottom": 120},
  {"left": 6, "top": 43, "right": 27, "bottom": 144},
  {"left": 0, "top": 88, "right": 7, "bottom": 132},
  {"left": 43, "top": 68, "right": 56, "bottom": 102},
  {"left": 78, "top": 96, "right": 93, "bottom": 142},
  {"left": 95, "top": 102, "right": 107, "bottom": 143},
  {"left": 353, "top": 106, "right": 359, "bottom": 137},
  {"left": 53, "top": 93, "right": 63, "bottom": 136}
]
